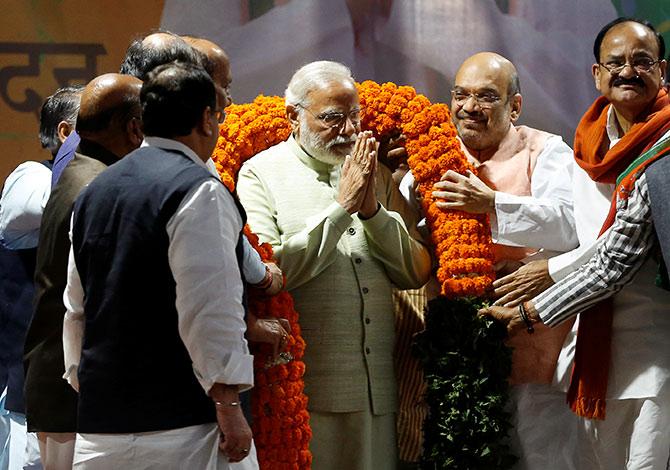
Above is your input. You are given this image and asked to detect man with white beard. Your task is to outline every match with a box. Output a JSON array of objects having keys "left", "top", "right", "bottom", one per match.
[{"left": 236, "top": 61, "right": 431, "bottom": 470}]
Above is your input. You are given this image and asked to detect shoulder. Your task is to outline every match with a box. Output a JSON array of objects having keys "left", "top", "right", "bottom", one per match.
[
  {"left": 517, "top": 126, "right": 573, "bottom": 158},
  {"left": 5, "top": 160, "right": 51, "bottom": 183},
  {"left": 239, "top": 140, "right": 294, "bottom": 181}
]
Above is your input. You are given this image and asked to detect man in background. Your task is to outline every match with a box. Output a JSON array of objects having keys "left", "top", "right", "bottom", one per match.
[{"left": 24, "top": 74, "right": 143, "bottom": 470}]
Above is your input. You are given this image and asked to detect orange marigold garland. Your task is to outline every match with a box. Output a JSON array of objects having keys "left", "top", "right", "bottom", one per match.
[
  {"left": 212, "top": 84, "right": 514, "bottom": 469},
  {"left": 357, "top": 80, "right": 495, "bottom": 296},
  {"left": 358, "top": 81, "right": 516, "bottom": 469},
  {"left": 211, "top": 95, "right": 311, "bottom": 470}
]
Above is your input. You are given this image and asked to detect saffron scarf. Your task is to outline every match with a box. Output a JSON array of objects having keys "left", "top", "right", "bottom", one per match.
[{"left": 568, "top": 89, "right": 670, "bottom": 419}]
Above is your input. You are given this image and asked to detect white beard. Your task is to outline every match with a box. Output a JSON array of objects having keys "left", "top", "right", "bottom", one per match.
[{"left": 297, "top": 114, "right": 356, "bottom": 165}]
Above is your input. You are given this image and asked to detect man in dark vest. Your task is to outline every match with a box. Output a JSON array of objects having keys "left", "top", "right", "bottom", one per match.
[
  {"left": 63, "top": 62, "right": 255, "bottom": 469},
  {"left": 24, "top": 73, "right": 143, "bottom": 469}
]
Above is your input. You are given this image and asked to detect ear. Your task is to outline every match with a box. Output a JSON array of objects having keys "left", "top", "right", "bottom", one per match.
[
  {"left": 57, "top": 121, "right": 72, "bottom": 143},
  {"left": 592, "top": 63, "right": 602, "bottom": 92},
  {"left": 201, "top": 106, "right": 215, "bottom": 137},
  {"left": 286, "top": 104, "right": 300, "bottom": 134},
  {"left": 510, "top": 93, "right": 522, "bottom": 123},
  {"left": 659, "top": 59, "right": 667, "bottom": 83},
  {"left": 126, "top": 117, "right": 143, "bottom": 148}
]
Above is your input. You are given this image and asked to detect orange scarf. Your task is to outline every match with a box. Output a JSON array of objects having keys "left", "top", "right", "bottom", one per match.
[{"left": 568, "top": 89, "right": 670, "bottom": 419}]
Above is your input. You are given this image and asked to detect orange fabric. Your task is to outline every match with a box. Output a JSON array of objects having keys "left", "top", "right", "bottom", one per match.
[
  {"left": 574, "top": 88, "right": 670, "bottom": 184},
  {"left": 568, "top": 89, "right": 670, "bottom": 420}
]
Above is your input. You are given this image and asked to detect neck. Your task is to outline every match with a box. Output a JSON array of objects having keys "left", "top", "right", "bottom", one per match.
[
  {"left": 172, "top": 135, "right": 209, "bottom": 162},
  {"left": 612, "top": 107, "right": 637, "bottom": 135},
  {"left": 463, "top": 144, "right": 498, "bottom": 163}
]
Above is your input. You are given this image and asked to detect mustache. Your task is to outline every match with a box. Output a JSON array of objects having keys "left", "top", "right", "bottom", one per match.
[
  {"left": 611, "top": 76, "right": 645, "bottom": 88},
  {"left": 455, "top": 110, "right": 486, "bottom": 122},
  {"left": 327, "top": 134, "right": 357, "bottom": 147}
]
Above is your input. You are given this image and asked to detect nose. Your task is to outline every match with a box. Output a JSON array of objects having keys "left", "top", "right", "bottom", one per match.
[
  {"left": 339, "top": 116, "right": 358, "bottom": 136},
  {"left": 618, "top": 63, "right": 637, "bottom": 78},
  {"left": 461, "top": 95, "right": 481, "bottom": 113}
]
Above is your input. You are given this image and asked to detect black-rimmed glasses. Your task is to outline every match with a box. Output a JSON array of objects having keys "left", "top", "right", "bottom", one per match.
[{"left": 598, "top": 58, "right": 661, "bottom": 75}]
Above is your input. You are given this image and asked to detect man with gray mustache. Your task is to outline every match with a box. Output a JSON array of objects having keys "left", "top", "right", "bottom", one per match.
[{"left": 236, "top": 60, "right": 432, "bottom": 470}]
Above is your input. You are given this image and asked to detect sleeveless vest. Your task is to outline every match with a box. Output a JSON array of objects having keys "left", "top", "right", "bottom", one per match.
[{"left": 72, "top": 146, "right": 246, "bottom": 433}]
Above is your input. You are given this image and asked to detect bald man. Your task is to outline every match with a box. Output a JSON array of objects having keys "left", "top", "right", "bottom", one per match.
[
  {"left": 401, "top": 53, "right": 579, "bottom": 468},
  {"left": 23, "top": 73, "right": 142, "bottom": 470}
]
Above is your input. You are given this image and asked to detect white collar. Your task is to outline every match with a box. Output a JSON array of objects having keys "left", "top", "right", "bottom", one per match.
[
  {"left": 605, "top": 105, "right": 622, "bottom": 149},
  {"left": 141, "top": 136, "right": 207, "bottom": 169}
]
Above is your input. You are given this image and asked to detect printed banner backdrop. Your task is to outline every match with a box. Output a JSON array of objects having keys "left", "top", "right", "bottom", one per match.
[
  {"left": 0, "top": 1, "right": 164, "bottom": 182},
  {"left": 2, "top": 0, "right": 669, "bottom": 182}
]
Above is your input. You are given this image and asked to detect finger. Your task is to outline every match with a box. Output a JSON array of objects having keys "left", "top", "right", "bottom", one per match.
[
  {"left": 492, "top": 289, "right": 526, "bottom": 307},
  {"left": 433, "top": 180, "right": 461, "bottom": 192},
  {"left": 440, "top": 169, "right": 465, "bottom": 182},
  {"left": 435, "top": 201, "right": 467, "bottom": 210},
  {"left": 492, "top": 272, "right": 517, "bottom": 289},
  {"left": 279, "top": 318, "right": 291, "bottom": 334},
  {"left": 501, "top": 294, "right": 529, "bottom": 308}
]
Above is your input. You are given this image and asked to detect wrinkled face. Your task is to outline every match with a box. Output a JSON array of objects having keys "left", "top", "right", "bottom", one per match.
[
  {"left": 451, "top": 64, "right": 515, "bottom": 151},
  {"left": 295, "top": 80, "right": 360, "bottom": 165},
  {"left": 593, "top": 22, "right": 665, "bottom": 119}
]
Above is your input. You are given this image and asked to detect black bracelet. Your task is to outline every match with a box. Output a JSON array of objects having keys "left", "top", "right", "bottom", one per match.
[{"left": 518, "top": 302, "right": 535, "bottom": 334}]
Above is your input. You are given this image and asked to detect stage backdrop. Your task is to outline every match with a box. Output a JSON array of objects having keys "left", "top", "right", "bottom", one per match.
[{"left": 1, "top": 0, "right": 669, "bottom": 182}]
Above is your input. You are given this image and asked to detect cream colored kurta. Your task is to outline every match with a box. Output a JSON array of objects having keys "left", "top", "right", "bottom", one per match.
[{"left": 237, "top": 136, "right": 431, "bottom": 416}]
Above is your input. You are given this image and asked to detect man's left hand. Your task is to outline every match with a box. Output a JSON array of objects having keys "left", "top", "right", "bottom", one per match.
[
  {"left": 432, "top": 170, "right": 495, "bottom": 214},
  {"left": 479, "top": 305, "right": 527, "bottom": 335}
]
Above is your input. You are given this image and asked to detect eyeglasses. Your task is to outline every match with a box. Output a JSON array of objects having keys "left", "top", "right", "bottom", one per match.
[
  {"left": 214, "top": 108, "right": 226, "bottom": 124},
  {"left": 451, "top": 90, "right": 502, "bottom": 108},
  {"left": 598, "top": 58, "right": 661, "bottom": 75},
  {"left": 297, "top": 104, "right": 361, "bottom": 129}
]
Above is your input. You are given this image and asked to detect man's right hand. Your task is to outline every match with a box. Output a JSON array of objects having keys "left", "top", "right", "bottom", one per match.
[
  {"left": 337, "top": 131, "right": 377, "bottom": 214},
  {"left": 210, "top": 384, "right": 252, "bottom": 463},
  {"left": 491, "top": 259, "right": 554, "bottom": 307}
]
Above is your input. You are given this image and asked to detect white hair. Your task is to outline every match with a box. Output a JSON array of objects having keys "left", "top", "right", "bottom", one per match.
[{"left": 284, "top": 60, "right": 355, "bottom": 107}]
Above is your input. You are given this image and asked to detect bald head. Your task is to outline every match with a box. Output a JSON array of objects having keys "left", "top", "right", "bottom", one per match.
[
  {"left": 451, "top": 52, "right": 523, "bottom": 153},
  {"left": 183, "top": 36, "right": 232, "bottom": 107},
  {"left": 456, "top": 52, "right": 520, "bottom": 97},
  {"left": 119, "top": 30, "right": 201, "bottom": 80},
  {"left": 76, "top": 73, "right": 143, "bottom": 157}
]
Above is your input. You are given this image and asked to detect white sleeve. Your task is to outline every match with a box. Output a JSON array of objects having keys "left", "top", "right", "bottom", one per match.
[
  {"left": 166, "top": 180, "right": 254, "bottom": 394},
  {"left": 241, "top": 235, "right": 266, "bottom": 285},
  {"left": 491, "top": 136, "right": 577, "bottom": 252},
  {"left": 62, "top": 216, "right": 85, "bottom": 391},
  {"left": 0, "top": 162, "right": 52, "bottom": 249}
]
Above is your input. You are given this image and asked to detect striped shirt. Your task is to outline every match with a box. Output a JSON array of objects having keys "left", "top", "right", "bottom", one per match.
[{"left": 534, "top": 173, "right": 655, "bottom": 326}]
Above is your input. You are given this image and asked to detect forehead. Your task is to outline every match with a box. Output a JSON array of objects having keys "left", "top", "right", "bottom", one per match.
[
  {"left": 306, "top": 80, "right": 359, "bottom": 109},
  {"left": 600, "top": 22, "right": 659, "bottom": 57},
  {"left": 454, "top": 62, "right": 508, "bottom": 92}
]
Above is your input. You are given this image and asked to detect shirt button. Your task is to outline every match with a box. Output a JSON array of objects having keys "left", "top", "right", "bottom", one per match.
[
  {"left": 348, "top": 227, "right": 356, "bottom": 235},
  {"left": 355, "top": 258, "right": 362, "bottom": 264},
  {"left": 365, "top": 347, "right": 371, "bottom": 354},
  {"left": 362, "top": 287, "right": 369, "bottom": 294},
  {"left": 365, "top": 317, "right": 371, "bottom": 324}
]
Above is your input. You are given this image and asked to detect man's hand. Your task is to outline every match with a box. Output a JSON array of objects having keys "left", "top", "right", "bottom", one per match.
[
  {"left": 492, "top": 259, "right": 554, "bottom": 307},
  {"left": 210, "top": 384, "right": 252, "bottom": 463},
  {"left": 337, "top": 131, "right": 377, "bottom": 214},
  {"left": 432, "top": 170, "right": 495, "bottom": 214},
  {"left": 479, "top": 302, "right": 541, "bottom": 335},
  {"left": 263, "top": 262, "right": 284, "bottom": 296},
  {"left": 479, "top": 305, "right": 526, "bottom": 335},
  {"left": 358, "top": 143, "right": 379, "bottom": 219},
  {"left": 245, "top": 313, "right": 291, "bottom": 360}
]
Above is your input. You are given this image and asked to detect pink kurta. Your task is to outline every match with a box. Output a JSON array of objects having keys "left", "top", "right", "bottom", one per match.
[{"left": 464, "top": 125, "right": 574, "bottom": 385}]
